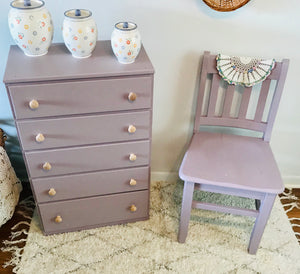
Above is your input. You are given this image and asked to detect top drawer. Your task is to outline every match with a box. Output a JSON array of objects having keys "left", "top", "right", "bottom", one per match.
[{"left": 7, "top": 76, "right": 153, "bottom": 119}]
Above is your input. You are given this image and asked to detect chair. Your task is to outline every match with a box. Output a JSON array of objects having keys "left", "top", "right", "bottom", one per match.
[{"left": 178, "top": 51, "right": 289, "bottom": 254}]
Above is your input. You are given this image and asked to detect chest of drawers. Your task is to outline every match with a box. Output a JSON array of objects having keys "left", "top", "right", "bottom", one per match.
[{"left": 4, "top": 41, "right": 154, "bottom": 235}]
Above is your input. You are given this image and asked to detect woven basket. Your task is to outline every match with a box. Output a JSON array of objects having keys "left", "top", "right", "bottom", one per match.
[
  {"left": 203, "top": 0, "right": 250, "bottom": 12},
  {"left": 0, "top": 128, "right": 7, "bottom": 148}
]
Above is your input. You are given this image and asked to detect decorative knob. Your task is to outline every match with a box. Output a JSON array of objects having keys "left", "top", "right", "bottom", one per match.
[
  {"left": 55, "top": 215, "right": 62, "bottom": 223},
  {"left": 130, "top": 204, "right": 137, "bottom": 212},
  {"left": 129, "top": 179, "right": 137, "bottom": 186},
  {"left": 43, "top": 162, "right": 52, "bottom": 171},
  {"left": 29, "top": 99, "right": 39, "bottom": 110},
  {"left": 129, "top": 153, "right": 137, "bottom": 162},
  {"left": 24, "top": 0, "right": 32, "bottom": 7},
  {"left": 128, "top": 125, "right": 136, "bottom": 133},
  {"left": 35, "top": 133, "right": 45, "bottom": 143},
  {"left": 75, "top": 9, "right": 81, "bottom": 16},
  {"left": 128, "top": 92, "right": 137, "bottom": 102},
  {"left": 48, "top": 188, "right": 56, "bottom": 196}
]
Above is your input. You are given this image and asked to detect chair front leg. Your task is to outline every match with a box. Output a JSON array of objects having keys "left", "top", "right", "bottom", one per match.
[
  {"left": 248, "top": 193, "right": 276, "bottom": 254},
  {"left": 178, "top": 181, "right": 195, "bottom": 243}
]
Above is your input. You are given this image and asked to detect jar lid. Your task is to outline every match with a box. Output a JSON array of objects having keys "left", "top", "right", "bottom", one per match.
[
  {"left": 10, "top": 0, "right": 45, "bottom": 9},
  {"left": 64, "top": 9, "right": 92, "bottom": 19},
  {"left": 115, "top": 22, "right": 137, "bottom": 31}
]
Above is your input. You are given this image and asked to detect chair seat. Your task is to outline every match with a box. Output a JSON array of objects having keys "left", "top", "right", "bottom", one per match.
[{"left": 179, "top": 132, "right": 284, "bottom": 194}]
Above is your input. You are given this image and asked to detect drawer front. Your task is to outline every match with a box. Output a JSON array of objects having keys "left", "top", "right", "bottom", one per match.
[
  {"left": 32, "top": 166, "right": 149, "bottom": 203},
  {"left": 8, "top": 76, "right": 152, "bottom": 119},
  {"left": 38, "top": 190, "right": 149, "bottom": 234},
  {"left": 17, "top": 111, "right": 151, "bottom": 150},
  {"left": 25, "top": 140, "right": 150, "bottom": 178}
]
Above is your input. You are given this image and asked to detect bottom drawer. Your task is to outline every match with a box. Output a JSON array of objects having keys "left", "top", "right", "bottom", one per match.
[{"left": 38, "top": 190, "right": 149, "bottom": 234}]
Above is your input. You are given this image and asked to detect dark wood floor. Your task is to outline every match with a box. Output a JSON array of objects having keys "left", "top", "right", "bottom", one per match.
[
  {"left": 0, "top": 188, "right": 299, "bottom": 273},
  {"left": 279, "top": 188, "right": 300, "bottom": 243}
]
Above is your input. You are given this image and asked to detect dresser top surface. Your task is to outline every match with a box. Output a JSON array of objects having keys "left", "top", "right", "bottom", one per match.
[{"left": 4, "top": 40, "right": 154, "bottom": 84}]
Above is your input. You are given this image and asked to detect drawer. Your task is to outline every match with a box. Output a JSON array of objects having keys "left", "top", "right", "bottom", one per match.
[
  {"left": 25, "top": 140, "right": 150, "bottom": 178},
  {"left": 17, "top": 111, "right": 151, "bottom": 150},
  {"left": 8, "top": 76, "right": 153, "bottom": 119},
  {"left": 32, "top": 166, "right": 149, "bottom": 203},
  {"left": 38, "top": 190, "right": 149, "bottom": 234}
]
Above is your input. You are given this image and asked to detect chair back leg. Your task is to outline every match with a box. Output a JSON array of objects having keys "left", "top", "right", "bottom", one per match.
[
  {"left": 178, "top": 181, "right": 195, "bottom": 243},
  {"left": 255, "top": 199, "right": 261, "bottom": 210},
  {"left": 248, "top": 193, "right": 276, "bottom": 254}
]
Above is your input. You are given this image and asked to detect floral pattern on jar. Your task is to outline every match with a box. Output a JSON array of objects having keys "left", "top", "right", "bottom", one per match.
[
  {"left": 8, "top": 0, "right": 53, "bottom": 57},
  {"left": 62, "top": 9, "right": 98, "bottom": 58},
  {"left": 111, "top": 22, "right": 141, "bottom": 64}
]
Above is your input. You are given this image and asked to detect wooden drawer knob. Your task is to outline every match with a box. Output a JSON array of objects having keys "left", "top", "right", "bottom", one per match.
[
  {"left": 43, "top": 162, "right": 52, "bottom": 171},
  {"left": 35, "top": 133, "right": 45, "bottom": 143},
  {"left": 55, "top": 215, "right": 62, "bottom": 223},
  {"left": 48, "top": 188, "right": 56, "bottom": 196},
  {"left": 129, "top": 179, "right": 137, "bottom": 186},
  {"left": 29, "top": 99, "right": 39, "bottom": 110},
  {"left": 129, "top": 153, "right": 137, "bottom": 162},
  {"left": 128, "top": 125, "right": 136, "bottom": 133},
  {"left": 128, "top": 92, "right": 137, "bottom": 102},
  {"left": 130, "top": 204, "right": 137, "bottom": 212}
]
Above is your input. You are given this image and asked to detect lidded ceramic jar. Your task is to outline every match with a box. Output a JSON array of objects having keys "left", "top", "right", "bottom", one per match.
[
  {"left": 8, "top": 0, "right": 53, "bottom": 57},
  {"left": 62, "top": 9, "right": 98, "bottom": 58},
  {"left": 111, "top": 22, "right": 141, "bottom": 64}
]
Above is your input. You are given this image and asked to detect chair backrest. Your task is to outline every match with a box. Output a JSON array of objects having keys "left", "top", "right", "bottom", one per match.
[{"left": 194, "top": 51, "right": 289, "bottom": 141}]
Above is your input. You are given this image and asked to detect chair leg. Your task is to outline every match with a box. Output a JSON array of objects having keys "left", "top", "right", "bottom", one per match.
[
  {"left": 178, "top": 181, "right": 195, "bottom": 243},
  {"left": 255, "top": 199, "right": 261, "bottom": 210},
  {"left": 248, "top": 193, "right": 276, "bottom": 254}
]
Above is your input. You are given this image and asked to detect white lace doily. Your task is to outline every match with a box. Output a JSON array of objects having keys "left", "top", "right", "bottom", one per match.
[
  {"left": 216, "top": 54, "right": 275, "bottom": 87},
  {"left": 0, "top": 147, "right": 22, "bottom": 227}
]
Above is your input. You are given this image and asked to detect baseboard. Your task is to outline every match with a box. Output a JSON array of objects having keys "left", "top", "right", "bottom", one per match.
[
  {"left": 151, "top": 171, "right": 179, "bottom": 183},
  {"left": 283, "top": 176, "right": 300, "bottom": 188},
  {"left": 151, "top": 172, "right": 300, "bottom": 189}
]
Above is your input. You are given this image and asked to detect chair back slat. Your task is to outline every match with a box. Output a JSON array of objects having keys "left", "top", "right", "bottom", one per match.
[
  {"left": 254, "top": 79, "right": 271, "bottom": 122},
  {"left": 222, "top": 85, "right": 235, "bottom": 118},
  {"left": 238, "top": 86, "right": 252, "bottom": 119},
  {"left": 194, "top": 51, "right": 289, "bottom": 140},
  {"left": 207, "top": 73, "right": 221, "bottom": 117}
]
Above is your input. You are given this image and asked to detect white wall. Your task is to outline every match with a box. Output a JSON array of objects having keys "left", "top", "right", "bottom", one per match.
[{"left": 1, "top": 0, "right": 299, "bottom": 185}]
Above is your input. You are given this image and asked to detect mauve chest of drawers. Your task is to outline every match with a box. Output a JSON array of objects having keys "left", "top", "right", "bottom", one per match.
[{"left": 3, "top": 40, "right": 154, "bottom": 235}]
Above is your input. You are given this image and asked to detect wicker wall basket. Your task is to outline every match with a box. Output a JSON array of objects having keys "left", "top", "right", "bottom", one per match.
[{"left": 203, "top": 0, "right": 250, "bottom": 12}]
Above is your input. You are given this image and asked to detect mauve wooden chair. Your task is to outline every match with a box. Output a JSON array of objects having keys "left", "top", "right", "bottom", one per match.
[{"left": 178, "top": 51, "right": 289, "bottom": 254}]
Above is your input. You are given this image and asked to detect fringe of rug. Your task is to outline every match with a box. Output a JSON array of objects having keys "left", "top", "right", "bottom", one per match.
[
  {"left": 279, "top": 189, "right": 300, "bottom": 242},
  {"left": 1, "top": 196, "right": 35, "bottom": 273}
]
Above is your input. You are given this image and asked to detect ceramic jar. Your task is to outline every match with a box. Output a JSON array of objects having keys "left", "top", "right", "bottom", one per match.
[
  {"left": 8, "top": 0, "right": 53, "bottom": 57},
  {"left": 111, "top": 22, "right": 141, "bottom": 64},
  {"left": 62, "top": 9, "right": 98, "bottom": 58}
]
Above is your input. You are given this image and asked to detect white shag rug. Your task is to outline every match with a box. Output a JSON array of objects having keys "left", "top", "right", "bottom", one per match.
[{"left": 11, "top": 181, "right": 300, "bottom": 273}]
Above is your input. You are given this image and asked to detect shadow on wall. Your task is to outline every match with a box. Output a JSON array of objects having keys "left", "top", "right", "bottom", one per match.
[
  {"left": 0, "top": 119, "right": 28, "bottom": 181},
  {"left": 154, "top": 51, "right": 203, "bottom": 173},
  {"left": 171, "top": 52, "right": 203, "bottom": 172}
]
